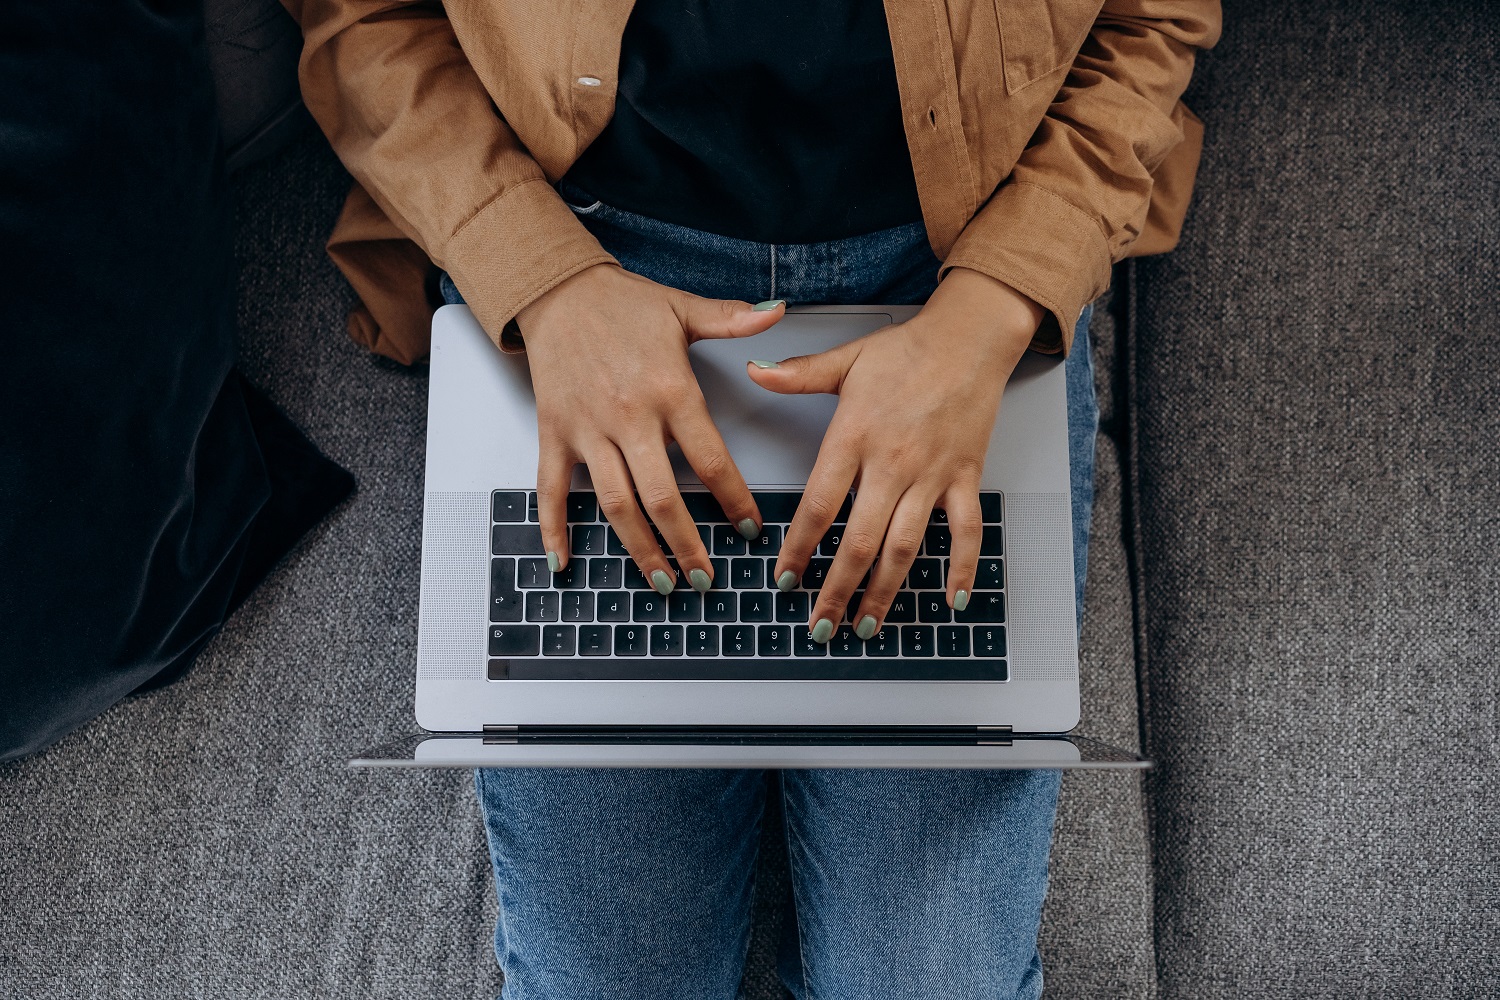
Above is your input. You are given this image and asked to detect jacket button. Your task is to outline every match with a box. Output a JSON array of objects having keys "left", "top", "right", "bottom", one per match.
[{"left": 576, "top": 76, "right": 602, "bottom": 87}]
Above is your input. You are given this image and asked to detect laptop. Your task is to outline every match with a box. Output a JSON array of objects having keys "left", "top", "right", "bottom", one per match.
[{"left": 352, "top": 304, "right": 1145, "bottom": 770}]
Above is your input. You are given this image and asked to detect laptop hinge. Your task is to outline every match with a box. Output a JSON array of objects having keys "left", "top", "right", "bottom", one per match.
[
  {"left": 976, "top": 724, "right": 1013, "bottom": 746},
  {"left": 483, "top": 724, "right": 519, "bottom": 745}
]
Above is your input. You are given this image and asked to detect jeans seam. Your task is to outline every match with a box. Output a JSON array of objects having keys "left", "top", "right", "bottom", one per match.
[
  {"left": 779, "top": 772, "right": 812, "bottom": 1000},
  {"left": 769, "top": 244, "right": 778, "bottom": 301}
]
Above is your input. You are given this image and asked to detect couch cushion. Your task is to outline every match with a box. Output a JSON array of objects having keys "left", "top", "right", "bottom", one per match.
[{"left": 1132, "top": 1, "right": 1500, "bottom": 994}]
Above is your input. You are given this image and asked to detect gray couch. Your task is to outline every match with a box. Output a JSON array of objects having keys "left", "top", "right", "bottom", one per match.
[{"left": 3, "top": 1, "right": 1495, "bottom": 996}]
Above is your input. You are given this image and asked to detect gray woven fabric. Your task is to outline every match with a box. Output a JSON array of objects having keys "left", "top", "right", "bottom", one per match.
[
  {"left": 1133, "top": 2, "right": 1500, "bottom": 996},
  {"left": 0, "top": 132, "right": 1149, "bottom": 997}
]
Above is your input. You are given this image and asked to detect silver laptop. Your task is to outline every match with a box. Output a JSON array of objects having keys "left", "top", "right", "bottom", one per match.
[{"left": 353, "top": 304, "right": 1145, "bottom": 770}]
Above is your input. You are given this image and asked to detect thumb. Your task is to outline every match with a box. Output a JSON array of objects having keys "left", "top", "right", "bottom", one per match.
[
  {"left": 746, "top": 342, "right": 857, "bottom": 396},
  {"left": 678, "top": 294, "right": 786, "bottom": 342}
]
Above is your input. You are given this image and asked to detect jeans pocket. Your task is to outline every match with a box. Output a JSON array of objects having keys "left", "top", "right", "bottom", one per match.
[{"left": 555, "top": 179, "right": 604, "bottom": 215}]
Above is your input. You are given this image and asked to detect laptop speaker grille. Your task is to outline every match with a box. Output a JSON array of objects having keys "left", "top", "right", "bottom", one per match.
[
  {"left": 1001, "top": 493, "right": 1080, "bottom": 683},
  {"left": 417, "top": 491, "right": 490, "bottom": 679}
]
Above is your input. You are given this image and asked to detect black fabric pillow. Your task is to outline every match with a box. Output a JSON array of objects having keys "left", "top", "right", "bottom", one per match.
[{"left": 0, "top": 0, "right": 353, "bottom": 759}]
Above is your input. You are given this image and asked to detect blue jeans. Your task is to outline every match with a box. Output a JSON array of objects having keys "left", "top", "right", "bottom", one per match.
[{"left": 445, "top": 185, "right": 1098, "bottom": 1000}]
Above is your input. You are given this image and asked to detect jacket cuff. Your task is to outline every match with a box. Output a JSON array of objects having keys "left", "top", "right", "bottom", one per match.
[
  {"left": 440, "top": 178, "right": 618, "bottom": 352},
  {"left": 939, "top": 181, "right": 1112, "bottom": 355}
]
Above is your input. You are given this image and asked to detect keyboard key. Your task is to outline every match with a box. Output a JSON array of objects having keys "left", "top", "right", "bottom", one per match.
[
  {"left": 488, "top": 624, "right": 540, "bottom": 656},
  {"left": 975, "top": 559, "right": 1005, "bottom": 589},
  {"left": 650, "top": 625, "right": 684, "bottom": 656},
  {"left": 542, "top": 624, "right": 576, "bottom": 656},
  {"left": 680, "top": 491, "right": 726, "bottom": 522},
  {"left": 527, "top": 492, "right": 539, "bottom": 521},
  {"left": 937, "top": 626, "right": 970, "bottom": 657},
  {"left": 624, "top": 561, "right": 651, "bottom": 589},
  {"left": 571, "top": 524, "right": 606, "bottom": 556},
  {"left": 793, "top": 627, "right": 827, "bottom": 656},
  {"left": 669, "top": 591, "right": 702, "bottom": 622},
  {"left": 588, "top": 558, "right": 623, "bottom": 590},
  {"left": 686, "top": 625, "right": 719, "bottom": 656},
  {"left": 567, "top": 492, "right": 598, "bottom": 522},
  {"left": 597, "top": 591, "right": 630, "bottom": 622},
  {"left": 551, "top": 560, "right": 585, "bottom": 589},
  {"left": 632, "top": 591, "right": 666, "bottom": 622},
  {"left": 918, "top": 593, "right": 951, "bottom": 623},
  {"left": 833, "top": 494, "right": 853, "bottom": 523},
  {"left": 614, "top": 625, "right": 649, "bottom": 656},
  {"left": 492, "top": 491, "right": 526, "bottom": 522},
  {"left": 908, "top": 559, "right": 943, "bottom": 591},
  {"left": 605, "top": 526, "right": 628, "bottom": 555},
  {"left": 757, "top": 625, "right": 791, "bottom": 656},
  {"left": 753, "top": 492, "right": 801, "bottom": 523},
  {"left": 955, "top": 591, "right": 1006, "bottom": 623},
  {"left": 929, "top": 507, "right": 949, "bottom": 524},
  {"left": 828, "top": 625, "right": 863, "bottom": 657},
  {"left": 709, "top": 557, "right": 729, "bottom": 585},
  {"left": 517, "top": 557, "right": 550, "bottom": 588},
  {"left": 561, "top": 592, "right": 594, "bottom": 622},
  {"left": 924, "top": 525, "right": 951, "bottom": 557},
  {"left": 739, "top": 593, "right": 774, "bottom": 623},
  {"left": 973, "top": 626, "right": 1007, "bottom": 657},
  {"left": 864, "top": 627, "right": 899, "bottom": 657},
  {"left": 979, "top": 493, "right": 1003, "bottom": 523},
  {"left": 900, "top": 625, "right": 935, "bottom": 657},
  {"left": 981, "top": 526, "right": 1004, "bottom": 555},
  {"left": 748, "top": 525, "right": 781, "bottom": 555},
  {"left": 492, "top": 524, "right": 544, "bottom": 555},
  {"left": 698, "top": 525, "right": 712, "bottom": 549},
  {"left": 579, "top": 625, "right": 612, "bottom": 656},
  {"left": 489, "top": 558, "right": 523, "bottom": 622},
  {"left": 775, "top": 590, "right": 809, "bottom": 622},
  {"left": 804, "top": 558, "right": 834, "bottom": 590},
  {"left": 730, "top": 558, "right": 764, "bottom": 589},
  {"left": 818, "top": 527, "right": 842, "bottom": 556},
  {"left": 704, "top": 593, "right": 738, "bottom": 622},
  {"left": 722, "top": 625, "right": 756, "bottom": 655},
  {"left": 885, "top": 592, "right": 916, "bottom": 623},
  {"left": 525, "top": 591, "right": 560, "bottom": 622},
  {"left": 712, "top": 524, "right": 747, "bottom": 555}
]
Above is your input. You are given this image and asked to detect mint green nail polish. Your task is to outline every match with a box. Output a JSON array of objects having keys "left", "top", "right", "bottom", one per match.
[
  {"left": 737, "top": 518, "right": 759, "bottom": 539},
  {"left": 546, "top": 551, "right": 561, "bottom": 573},
  {"left": 811, "top": 618, "right": 834, "bottom": 644},
  {"left": 776, "top": 570, "right": 798, "bottom": 592},
  {"left": 954, "top": 590, "right": 970, "bottom": 612},
  {"left": 856, "top": 615, "right": 878, "bottom": 640},
  {"left": 689, "top": 568, "right": 712, "bottom": 593},
  {"left": 749, "top": 359, "right": 781, "bottom": 369},
  {"left": 752, "top": 299, "right": 785, "bottom": 311},
  {"left": 651, "top": 570, "right": 675, "bottom": 595}
]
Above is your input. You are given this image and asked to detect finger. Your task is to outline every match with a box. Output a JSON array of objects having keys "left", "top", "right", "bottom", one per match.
[
  {"left": 856, "top": 486, "right": 943, "bottom": 639},
  {"left": 536, "top": 436, "right": 576, "bottom": 572},
  {"left": 745, "top": 341, "right": 857, "bottom": 396},
  {"left": 675, "top": 293, "right": 785, "bottom": 342},
  {"left": 808, "top": 483, "right": 901, "bottom": 642},
  {"left": 585, "top": 442, "right": 675, "bottom": 592},
  {"left": 669, "top": 404, "right": 762, "bottom": 542},
  {"left": 941, "top": 483, "right": 983, "bottom": 611},
  {"left": 774, "top": 432, "right": 861, "bottom": 592},
  {"left": 620, "top": 441, "right": 712, "bottom": 594}
]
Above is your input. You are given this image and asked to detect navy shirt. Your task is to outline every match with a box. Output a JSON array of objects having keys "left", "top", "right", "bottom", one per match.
[{"left": 563, "top": 0, "right": 924, "bottom": 245}]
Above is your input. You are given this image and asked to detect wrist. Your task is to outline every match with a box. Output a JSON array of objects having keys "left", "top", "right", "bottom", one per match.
[
  {"left": 514, "top": 262, "right": 618, "bottom": 342},
  {"left": 921, "top": 267, "right": 1044, "bottom": 361}
]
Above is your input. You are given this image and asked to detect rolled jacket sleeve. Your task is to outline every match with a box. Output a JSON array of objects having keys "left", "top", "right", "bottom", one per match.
[
  {"left": 284, "top": 0, "right": 616, "bottom": 348},
  {"left": 941, "top": 0, "right": 1222, "bottom": 354}
]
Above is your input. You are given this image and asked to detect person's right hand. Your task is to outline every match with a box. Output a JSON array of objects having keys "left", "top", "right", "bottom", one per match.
[{"left": 514, "top": 262, "right": 785, "bottom": 594}]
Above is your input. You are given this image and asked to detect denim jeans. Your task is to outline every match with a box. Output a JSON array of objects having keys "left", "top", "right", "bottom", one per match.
[{"left": 444, "top": 184, "right": 1098, "bottom": 1000}]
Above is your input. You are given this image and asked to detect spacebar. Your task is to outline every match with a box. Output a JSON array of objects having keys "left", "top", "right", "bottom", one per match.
[{"left": 500, "top": 659, "right": 1008, "bottom": 681}]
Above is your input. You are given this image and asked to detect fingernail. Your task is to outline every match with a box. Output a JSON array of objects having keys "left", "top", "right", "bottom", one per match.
[
  {"left": 749, "top": 359, "right": 781, "bottom": 369},
  {"left": 776, "top": 570, "right": 798, "bottom": 592},
  {"left": 954, "top": 590, "right": 970, "bottom": 612},
  {"left": 546, "top": 551, "right": 561, "bottom": 573},
  {"left": 855, "top": 615, "right": 878, "bottom": 640},
  {"left": 737, "top": 518, "right": 759, "bottom": 539},
  {"left": 752, "top": 300, "right": 785, "bottom": 312},
  {"left": 689, "top": 568, "right": 712, "bottom": 593},
  {"left": 651, "top": 570, "right": 675, "bottom": 595},
  {"left": 811, "top": 618, "right": 834, "bottom": 644}
]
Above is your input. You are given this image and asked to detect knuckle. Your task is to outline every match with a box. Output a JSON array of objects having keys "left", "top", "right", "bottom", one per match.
[
  {"left": 951, "top": 455, "right": 986, "bottom": 481},
  {"left": 840, "top": 533, "right": 881, "bottom": 564},
  {"left": 800, "top": 493, "right": 839, "bottom": 523},
  {"left": 640, "top": 485, "right": 679, "bottom": 517},
  {"left": 694, "top": 448, "right": 732, "bottom": 485},
  {"left": 885, "top": 530, "right": 923, "bottom": 562},
  {"left": 596, "top": 489, "right": 636, "bottom": 518}
]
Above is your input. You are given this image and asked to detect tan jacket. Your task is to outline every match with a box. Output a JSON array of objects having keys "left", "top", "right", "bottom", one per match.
[{"left": 285, "top": 0, "right": 1221, "bottom": 364}]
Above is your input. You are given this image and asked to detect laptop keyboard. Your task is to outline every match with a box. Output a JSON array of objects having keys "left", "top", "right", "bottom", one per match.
[{"left": 486, "top": 490, "right": 1007, "bottom": 681}]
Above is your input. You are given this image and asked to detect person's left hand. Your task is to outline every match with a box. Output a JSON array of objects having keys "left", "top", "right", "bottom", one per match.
[{"left": 747, "top": 267, "right": 1046, "bottom": 644}]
